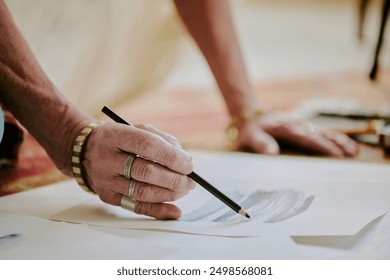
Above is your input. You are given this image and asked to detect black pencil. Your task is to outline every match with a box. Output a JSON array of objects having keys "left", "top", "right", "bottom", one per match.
[
  {"left": 101, "top": 106, "right": 250, "bottom": 219},
  {"left": 187, "top": 172, "right": 250, "bottom": 218}
]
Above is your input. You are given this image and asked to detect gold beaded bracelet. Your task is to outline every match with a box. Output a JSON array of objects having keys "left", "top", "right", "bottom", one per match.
[
  {"left": 226, "top": 108, "right": 267, "bottom": 144},
  {"left": 71, "top": 122, "right": 101, "bottom": 193}
]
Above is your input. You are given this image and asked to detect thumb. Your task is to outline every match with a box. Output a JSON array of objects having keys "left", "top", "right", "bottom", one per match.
[{"left": 239, "top": 129, "right": 280, "bottom": 155}]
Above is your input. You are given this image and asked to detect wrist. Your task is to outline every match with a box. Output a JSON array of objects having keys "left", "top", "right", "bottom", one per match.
[
  {"left": 50, "top": 104, "right": 94, "bottom": 177},
  {"left": 226, "top": 108, "right": 268, "bottom": 144},
  {"left": 71, "top": 122, "right": 102, "bottom": 193}
]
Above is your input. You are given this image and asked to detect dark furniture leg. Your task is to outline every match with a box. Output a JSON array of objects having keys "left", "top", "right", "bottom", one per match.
[{"left": 369, "top": 0, "right": 390, "bottom": 80}]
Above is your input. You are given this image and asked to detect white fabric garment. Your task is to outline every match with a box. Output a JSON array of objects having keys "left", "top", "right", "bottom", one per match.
[{"left": 5, "top": 0, "right": 186, "bottom": 116}]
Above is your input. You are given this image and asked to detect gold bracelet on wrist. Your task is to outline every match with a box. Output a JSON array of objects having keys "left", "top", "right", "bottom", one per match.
[
  {"left": 71, "top": 122, "right": 101, "bottom": 193},
  {"left": 226, "top": 108, "right": 267, "bottom": 144}
]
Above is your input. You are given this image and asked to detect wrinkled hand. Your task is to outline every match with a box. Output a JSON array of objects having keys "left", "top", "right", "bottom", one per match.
[
  {"left": 236, "top": 112, "right": 358, "bottom": 157},
  {"left": 82, "top": 122, "right": 195, "bottom": 220}
]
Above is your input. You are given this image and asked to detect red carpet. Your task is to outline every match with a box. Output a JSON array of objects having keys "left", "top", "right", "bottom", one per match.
[{"left": 0, "top": 133, "right": 67, "bottom": 196}]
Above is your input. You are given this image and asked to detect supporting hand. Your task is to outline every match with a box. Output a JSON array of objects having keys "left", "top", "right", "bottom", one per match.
[{"left": 235, "top": 112, "right": 359, "bottom": 157}]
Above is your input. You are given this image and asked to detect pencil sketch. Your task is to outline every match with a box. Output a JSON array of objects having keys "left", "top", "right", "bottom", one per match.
[{"left": 180, "top": 189, "right": 315, "bottom": 223}]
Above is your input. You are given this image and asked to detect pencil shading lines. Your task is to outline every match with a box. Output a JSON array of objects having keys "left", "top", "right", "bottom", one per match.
[
  {"left": 249, "top": 190, "right": 315, "bottom": 223},
  {"left": 180, "top": 192, "right": 244, "bottom": 222},
  {"left": 181, "top": 189, "right": 315, "bottom": 224}
]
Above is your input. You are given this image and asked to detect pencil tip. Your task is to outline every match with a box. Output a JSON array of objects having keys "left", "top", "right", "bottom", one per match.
[{"left": 239, "top": 209, "right": 250, "bottom": 219}]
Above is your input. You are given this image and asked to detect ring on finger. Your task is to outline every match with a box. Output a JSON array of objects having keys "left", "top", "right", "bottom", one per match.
[
  {"left": 120, "top": 195, "right": 136, "bottom": 211},
  {"left": 128, "top": 179, "right": 137, "bottom": 199},
  {"left": 124, "top": 153, "right": 136, "bottom": 179}
]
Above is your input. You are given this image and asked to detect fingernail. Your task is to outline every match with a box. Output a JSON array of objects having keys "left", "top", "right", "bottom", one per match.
[
  {"left": 346, "top": 146, "right": 358, "bottom": 157},
  {"left": 333, "top": 151, "right": 344, "bottom": 158},
  {"left": 169, "top": 208, "right": 182, "bottom": 220},
  {"left": 265, "top": 144, "right": 279, "bottom": 154}
]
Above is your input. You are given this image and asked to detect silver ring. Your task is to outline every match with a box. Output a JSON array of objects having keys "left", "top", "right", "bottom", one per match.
[
  {"left": 120, "top": 195, "right": 136, "bottom": 211},
  {"left": 124, "top": 153, "right": 136, "bottom": 179},
  {"left": 128, "top": 179, "right": 136, "bottom": 199}
]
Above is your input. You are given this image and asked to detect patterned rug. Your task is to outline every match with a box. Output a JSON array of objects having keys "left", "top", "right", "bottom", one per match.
[
  {"left": 1, "top": 70, "right": 389, "bottom": 196},
  {"left": 114, "top": 71, "right": 390, "bottom": 159},
  {"left": 0, "top": 133, "right": 67, "bottom": 196}
]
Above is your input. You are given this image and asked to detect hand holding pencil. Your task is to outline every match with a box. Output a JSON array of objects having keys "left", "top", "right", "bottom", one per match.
[
  {"left": 102, "top": 106, "right": 250, "bottom": 219},
  {"left": 74, "top": 117, "right": 196, "bottom": 220}
]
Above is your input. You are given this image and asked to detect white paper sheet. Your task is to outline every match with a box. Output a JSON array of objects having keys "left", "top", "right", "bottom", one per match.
[
  {"left": 0, "top": 210, "right": 172, "bottom": 259},
  {"left": 91, "top": 226, "right": 305, "bottom": 259},
  {"left": 48, "top": 151, "right": 390, "bottom": 236},
  {"left": 1, "top": 151, "right": 390, "bottom": 237},
  {"left": 293, "top": 212, "right": 390, "bottom": 259},
  {"left": 0, "top": 180, "right": 88, "bottom": 218},
  {"left": 0, "top": 210, "right": 304, "bottom": 260}
]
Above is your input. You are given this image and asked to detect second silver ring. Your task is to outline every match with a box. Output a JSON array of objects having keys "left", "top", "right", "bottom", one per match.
[
  {"left": 124, "top": 153, "right": 136, "bottom": 179},
  {"left": 128, "top": 179, "right": 136, "bottom": 199}
]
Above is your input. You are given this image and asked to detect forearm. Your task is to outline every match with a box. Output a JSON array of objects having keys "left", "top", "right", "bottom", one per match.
[
  {"left": 0, "top": 0, "right": 92, "bottom": 175},
  {"left": 174, "top": 0, "right": 259, "bottom": 117}
]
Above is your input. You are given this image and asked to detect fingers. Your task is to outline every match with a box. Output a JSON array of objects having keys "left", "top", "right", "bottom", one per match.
[
  {"left": 135, "top": 123, "right": 182, "bottom": 149},
  {"left": 81, "top": 122, "right": 194, "bottom": 220},
  {"left": 126, "top": 125, "right": 192, "bottom": 174},
  {"left": 130, "top": 157, "right": 195, "bottom": 191},
  {"left": 106, "top": 175, "right": 188, "bottom": 220},
  {"left": 135, "top": 201, "right": 182, "bottom": 220},
  {"left": 133, "top": 181, "right": 190, "bottom": 202},
  {"left": 320, "top": 130, "right": 359, "bottom": 157},
  {"left": 282, "top": 127, "right": 358, "bottom": 157},
  {"left": 110, "top": 176, "right": 190, "bottom": 203},
  {"left": 99, "top": 122, "right": 193, "bottom": 175},
  {"left": 280, "top": 119, "right": 357, "bottom": 157},
  {"left": 95, "top": 189, "right": 182, "bottom": 220},
  {"left": 104, "top": 152, "right": 195, "bottom": 193},
  {"left": 243, "top": 130, "right": 280, "bottom": 155},
  {"left": 237, "top": 113, "right": 359, "bottom": 158},
  {"left": 293, "top": 132, "right": 345, "bottom": 157},
  {"left": 237, "top": 121, "right": 280, "bottom": 154}
]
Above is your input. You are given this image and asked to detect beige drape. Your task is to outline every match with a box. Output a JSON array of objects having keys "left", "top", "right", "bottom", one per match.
[{"left": 5, "top": 0, "right": 185, "bottom": 116}]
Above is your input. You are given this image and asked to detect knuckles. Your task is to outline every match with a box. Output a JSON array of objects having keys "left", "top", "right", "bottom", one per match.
[
  {"left": 136, "top": 160, "right": 156, "bottom": 181},
  {"left": 135, "top": 183, "right": 188, "bottom": 202},
  {"left": 98, "top": 189, "right": 121, "bottom": 206},
  {"left": 134, "top": 201, "right": 154, "bottom": 217}
]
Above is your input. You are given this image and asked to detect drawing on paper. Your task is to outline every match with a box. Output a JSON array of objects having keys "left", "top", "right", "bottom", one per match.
[{"left": 181, "top": 189, "right": 315, "bottom": 223}]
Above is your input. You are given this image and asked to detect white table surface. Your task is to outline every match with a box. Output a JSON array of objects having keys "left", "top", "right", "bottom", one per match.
[{"left": 1, "top": 151, "right": 389, "bottom": 259}]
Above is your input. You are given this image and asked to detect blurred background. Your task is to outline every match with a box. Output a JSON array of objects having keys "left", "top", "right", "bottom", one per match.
[
  {"left": 2, "top": 0, "right": 390, "bottom": 193},
  {"left": 168, "top": 0, "right": 389, "bottom": 87},
  {"left": 5, "top": 0, "right": 389, "bottom": 112}
]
